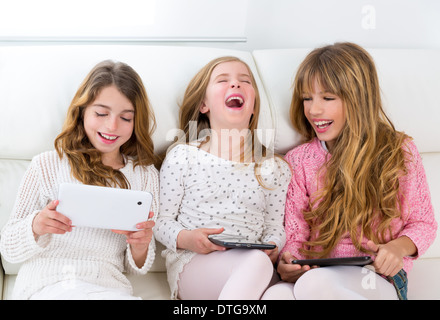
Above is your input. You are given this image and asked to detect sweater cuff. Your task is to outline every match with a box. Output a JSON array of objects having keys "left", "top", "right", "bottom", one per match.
[{"left": 125, "top": 238, "right": 156, "bottom": 275}]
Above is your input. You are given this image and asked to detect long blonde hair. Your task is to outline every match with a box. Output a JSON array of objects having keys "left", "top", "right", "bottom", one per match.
[
  {"left": 178, "top": 56, "right": 282, "bottom": 187},
  {"left": 290, "top": 43, "right": 410, "bottom": 258},
  {"left": 179, "top": 56, "right": 260, "bottom": 146},
  {"left": 55, "top": 60, "right": 158, "bottom": 189}
]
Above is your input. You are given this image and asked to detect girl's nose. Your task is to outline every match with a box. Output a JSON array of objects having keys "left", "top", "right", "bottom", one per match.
[
  {"left": 231, "top": 80, "right": 240, "bottom": 89},
  {"left": 106, "top": 116, "right": 118, "bottom": 131},
  {"left": 309, "top": 100, "right": 322, "bottom": 115}
]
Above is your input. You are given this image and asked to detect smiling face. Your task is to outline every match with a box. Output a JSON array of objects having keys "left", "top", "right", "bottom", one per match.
[
  {"left": 83, "top": 85, "right": 134, "bottom": 168},
  {"left": 303, "top": 79, "right": 346, "bottom": 151},
  {"left": 200, "top": 61, "right": 255, "bottom": 132}
]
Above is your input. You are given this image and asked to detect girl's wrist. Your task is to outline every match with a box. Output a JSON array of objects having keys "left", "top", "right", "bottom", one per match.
[
  {"left": 176, "top": 229, "right": 190, "bottom": 250},
  {"left": 129, "top": 245, "right": 149, "bottom": 268},
  {"left": 395, "top": 236, "right": 417, "bottom": 257}
]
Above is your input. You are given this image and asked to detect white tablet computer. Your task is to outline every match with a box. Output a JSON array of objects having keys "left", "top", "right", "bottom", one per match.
[{"left": 57, "top": 183, "right": 153, "bottom": 231}]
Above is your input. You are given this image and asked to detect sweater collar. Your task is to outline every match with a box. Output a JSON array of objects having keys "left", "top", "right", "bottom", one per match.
[{"left": 320, "top": 139, "right": 329, "bottom": 152}]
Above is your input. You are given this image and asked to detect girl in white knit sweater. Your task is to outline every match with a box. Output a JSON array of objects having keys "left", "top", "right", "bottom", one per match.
[{"left": 0, "top": 60, "right": 159, "bottom": 299}]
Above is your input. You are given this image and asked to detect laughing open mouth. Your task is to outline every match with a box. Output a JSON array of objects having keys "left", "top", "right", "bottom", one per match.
[{"left": 225, "top": 95, "right": 244, "bottom": 108}]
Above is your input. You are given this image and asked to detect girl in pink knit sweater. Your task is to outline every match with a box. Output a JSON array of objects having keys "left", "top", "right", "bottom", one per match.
[{"left": 263, "top": 42, "right": 436, "bottom": 300}]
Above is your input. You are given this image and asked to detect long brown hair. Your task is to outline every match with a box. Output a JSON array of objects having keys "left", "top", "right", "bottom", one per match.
[
  {"left": 55, "top": 60, "right": 158, "bottom": 189},
  {"left": 290, "top": 43, "right": 410, "bottom": 258}
]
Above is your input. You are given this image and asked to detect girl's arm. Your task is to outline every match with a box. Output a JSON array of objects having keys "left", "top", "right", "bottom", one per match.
[
  {"left": 123, "top": 165, "right": 159, "bottom": 273},
  {"left": 154, "top": 145, "right": 190, "bottom": 252},
  {"left": 117, "top": 212, "right": 156, "bottom": 272},
  {"left": 0, "top": 156, "right": 53, "bottom": 263},
  {"left": 261, "top": 158, "right": 291, "bottom": 250},
  {"left": 279, "top": 149, "right": 311, "bottom": 260},
  {"left": 176, "top": 227, "right": 225, "bottom": 254},
  {"left": 155, "top": 146, "right": 225, "bottom": 254},
  {"left": 367, "top": 141, "right": 437, "bottom": 277},
  {"left": 396, "top": 141, "right": 437, "bottom": 258}
]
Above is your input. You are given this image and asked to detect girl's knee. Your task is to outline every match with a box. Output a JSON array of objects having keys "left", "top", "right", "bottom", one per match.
[
  {"left": 241, "top": 249, "right": 273, "bottom": 270},
  {"left": 262, "top": 281, "right": 295, "bottom": 300},
  {"left": 230, "top": 249, "right": 274, "bottom": 284},
  {"left": 220, "top": 250, "right": 275, "bottom": 299},
  {"left": 294, "top": 267, "right": 339, "bottom": 299}
]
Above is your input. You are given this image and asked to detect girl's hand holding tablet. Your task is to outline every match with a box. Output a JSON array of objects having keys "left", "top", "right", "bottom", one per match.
[
  {"left": 177, "top": 227, "right": 226, "bottom": 254},
  {"left": 277, "top": 251, "right": 314, "bottom": 283},
  {"left": 263, "top": 243, "right": 279, "bottom": 264},
  {"left": 32, "top": 200, "right": 72, "bottom": 238},
  {"left": 112, "top": 211, "right": 156, "bottom": 268}
]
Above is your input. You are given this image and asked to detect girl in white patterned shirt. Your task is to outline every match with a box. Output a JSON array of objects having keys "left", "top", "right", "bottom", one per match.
[
  {"left": 155, "top": 56, "right": 291, "bottom": 299},
  {"left": 0, "top": 60, "right": 159, "bottom": 299}
]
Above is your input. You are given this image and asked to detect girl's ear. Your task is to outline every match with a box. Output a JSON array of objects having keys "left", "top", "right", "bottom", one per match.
[{"left": 199, "top": 101, "right": 209, "bottom": 114}]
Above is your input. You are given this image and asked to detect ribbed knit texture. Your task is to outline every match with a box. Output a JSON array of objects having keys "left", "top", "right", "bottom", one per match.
[
  {"left": 0, "top": 150, "right": 159, "bottom": 299},
  {"left": 281, "top": 138, "right": 437, "bottom": 273}
]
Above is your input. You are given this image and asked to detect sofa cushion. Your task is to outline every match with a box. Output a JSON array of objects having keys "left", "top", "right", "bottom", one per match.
[
  {"left": 0, "top": 160, "right": 30, "bottom": 230},
  {"left": 408, "top": 258, "right": 440, "bottom": 300},
  {"left": 252, "top": 49, "right": 310, "bottom": 154}
]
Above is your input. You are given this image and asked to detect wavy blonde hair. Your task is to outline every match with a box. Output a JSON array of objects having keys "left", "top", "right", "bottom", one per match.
[
  {"left": 178, "top": 56, "right": 284, "bottom": 187},
  {"left": 179, "top": 56, "right": 260, "bottom": 147},
  {"left": 290, "top": 43, "right": 410, "bottom": 258},
  {"left": 55, "top": 60, "right": 158, "bottom": 189}
]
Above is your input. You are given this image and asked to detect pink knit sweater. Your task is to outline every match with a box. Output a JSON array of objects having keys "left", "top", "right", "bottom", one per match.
[{"left": 281, "top": 138, "right": 437, "bottom": 273}]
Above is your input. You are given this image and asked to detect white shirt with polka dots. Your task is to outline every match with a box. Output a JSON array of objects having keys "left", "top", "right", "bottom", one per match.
[{"left": 154, "top": 142, "right": 291, "bottom": 298}]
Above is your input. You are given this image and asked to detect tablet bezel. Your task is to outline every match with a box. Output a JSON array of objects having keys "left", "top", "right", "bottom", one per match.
[
  {"left": 208, "top": 236, "right": 276, "bottom": 250},
  {"left": 291, "top": 256, "right": 373, "bottom": 267}
]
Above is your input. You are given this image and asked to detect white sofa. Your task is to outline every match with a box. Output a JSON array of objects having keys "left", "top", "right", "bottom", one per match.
[{"left": 0, "top": 45, "right": 438, "bottom": 300}]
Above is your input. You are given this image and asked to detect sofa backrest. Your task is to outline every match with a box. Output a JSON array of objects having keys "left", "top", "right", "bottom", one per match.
[
  {"left": 0, "top": 45, "right": 275, "bottom": 160},
  {"left": 0, "top": 45, "right": 275, "bottom": 274},
  {"left": 1, "top": 45, "right": 439, "bottom": 276},
  {"left": 253, "top": 48, "right": 440, "bottom": 258}
]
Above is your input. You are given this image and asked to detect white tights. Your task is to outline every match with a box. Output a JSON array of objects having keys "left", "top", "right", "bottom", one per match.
[
  {"left": 262, "top": 266, "right": 398, "bottom": 300},
  {"left": 178, "top": 249, "right": 277, "bottom": 300}
]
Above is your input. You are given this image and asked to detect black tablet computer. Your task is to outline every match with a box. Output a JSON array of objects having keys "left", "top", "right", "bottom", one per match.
[
  {"left": 291, "top": 256, "right": 373, "bottom": 267},
  {"left": 208, "top": 236, "right": 276, "bottom": 250}
]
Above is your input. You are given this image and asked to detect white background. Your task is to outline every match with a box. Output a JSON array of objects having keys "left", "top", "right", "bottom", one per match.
[{"left": 0, "top": 0, "right": 438, "bottom": 50}]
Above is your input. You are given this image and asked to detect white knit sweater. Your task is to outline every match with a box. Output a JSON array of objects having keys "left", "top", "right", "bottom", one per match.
[{"left": 0, "top": 151, "right": 159, "bottom": 299}]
